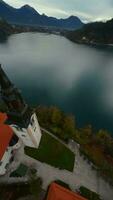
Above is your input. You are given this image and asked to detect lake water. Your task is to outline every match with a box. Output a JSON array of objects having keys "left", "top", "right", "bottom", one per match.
[{"left": 0, "top": 32, "right": 113, "bottom": 132}]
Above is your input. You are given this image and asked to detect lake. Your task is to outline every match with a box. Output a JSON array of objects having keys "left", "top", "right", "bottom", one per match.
[{"left": 0, "top": 32, "right": 113, "bottom": 132}]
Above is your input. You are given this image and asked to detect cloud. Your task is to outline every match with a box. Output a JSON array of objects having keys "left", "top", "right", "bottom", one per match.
[
  {"left": 4, "top": 0, "right": 113, "bottom": 22},
  {"left": 109, "top": 0, "right": 113, "bottom": 6}
]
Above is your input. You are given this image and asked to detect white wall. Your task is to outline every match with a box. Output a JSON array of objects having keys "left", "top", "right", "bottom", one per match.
[
  {"left": 11, "top": 126, "right": 35, "bottom": 147},
  {"left": 27, "top": 113, "right": 42, "bottom": 148},
  {"left": 11, "top": 112, "right": 42, "bottom": 148},
  {"left": 0, "top": 147, "right": 12, "bottom": 175}
]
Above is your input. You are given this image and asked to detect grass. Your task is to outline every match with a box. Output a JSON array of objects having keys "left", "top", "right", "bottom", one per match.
[
  {"left": 25, "top": 132, "right": 75, "bottom": 172},
  {"left": 79, "top": 186, "right": 102, "bottom": 200}
]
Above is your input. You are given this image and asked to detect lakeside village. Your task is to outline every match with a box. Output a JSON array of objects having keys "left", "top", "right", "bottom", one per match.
[{"left": 0, "top": 65, "right": 113, "bottom": 200}]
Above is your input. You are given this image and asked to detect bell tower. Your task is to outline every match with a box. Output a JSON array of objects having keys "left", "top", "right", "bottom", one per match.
[{"left": 0, "top": 65, "right": 42, "bottom": 148}]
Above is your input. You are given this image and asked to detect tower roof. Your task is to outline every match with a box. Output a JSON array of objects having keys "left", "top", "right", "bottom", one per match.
[
  {"left": 0, "top": 112, "right": 7, "bottom": 124},
  {"left": 47, "top": 183, "right": 88, "bottom": 200},
  {"left": 0, "top": 112, "right": 13, "bottom": 160},
  {"left": 0, "top": 124, "right": 13, "bottom": 160}
]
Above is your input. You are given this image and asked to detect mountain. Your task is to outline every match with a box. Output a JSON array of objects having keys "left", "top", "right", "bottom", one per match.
[
  {"left": 0, "top": 0, "right": 83, "bottom": 30},
  {"left": 67, "top": 18, "right": 113, "bottom": 45}
]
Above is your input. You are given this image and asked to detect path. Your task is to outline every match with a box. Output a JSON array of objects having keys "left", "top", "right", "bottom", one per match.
[{"left": 0, "top": 131, "right": 113, "bottom": 200}]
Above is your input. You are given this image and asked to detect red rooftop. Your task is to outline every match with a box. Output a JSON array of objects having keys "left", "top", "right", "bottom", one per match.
[{"left": 47, "top": 183, "right": 88, "bottom": 200}]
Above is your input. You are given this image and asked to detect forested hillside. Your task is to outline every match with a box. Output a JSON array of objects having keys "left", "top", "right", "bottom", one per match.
[
  {"left": 0, "top": 18, "right": 13, "bottom": 41},
  {"left": 67, "top": 18, "right": 113, "bottom": 45},
  {"left": 36, "top": 106, "right": 113, "bottom": 185}
]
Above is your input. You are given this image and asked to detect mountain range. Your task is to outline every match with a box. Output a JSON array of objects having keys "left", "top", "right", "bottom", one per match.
[{"left": 0, "top": 0, "right": 83, "bottom": 30}]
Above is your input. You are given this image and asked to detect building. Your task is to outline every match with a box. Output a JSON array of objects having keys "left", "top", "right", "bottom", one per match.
[
  {"left": 0, "top": 112, "right": 20, "bottom": 175},
  {"left": 0, "top": 65, "right": 42, "bottom": 148},
  {"left": 47, "top": 183, "right": 87, "bottom": 200}
]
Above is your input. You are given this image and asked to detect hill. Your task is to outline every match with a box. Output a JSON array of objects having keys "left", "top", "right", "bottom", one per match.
[
  {"left": 0, "top": 18, "right": 13, "bottom": 41},
  {"left": 67, "top": 18, "right": 113, "bottom": 45},
  {"left": 0, "top": 0, "right": 83, "bottom": 30}
]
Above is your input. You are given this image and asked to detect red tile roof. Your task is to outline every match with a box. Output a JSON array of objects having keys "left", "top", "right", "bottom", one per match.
[
  {"left": 0, "top": 113, "right": 7, "bottom": 124},
  {"left": 0, "top": 112, "right": 7, "bottom": 124},
  {"left": 0, "top": 124, "right": 13, "bottom": 160},
  {"left": 47, "top": 183, "right": 88, "bottom": 200}
]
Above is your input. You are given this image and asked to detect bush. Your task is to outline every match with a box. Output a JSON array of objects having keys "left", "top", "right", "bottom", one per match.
[{"left": 79, "top": 186, "right": 102, "bottom": 200}]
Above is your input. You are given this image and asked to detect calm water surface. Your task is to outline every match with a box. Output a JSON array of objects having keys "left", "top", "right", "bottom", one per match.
[{"left": 0, "top": 32, "right": 113, "bottom": 132}]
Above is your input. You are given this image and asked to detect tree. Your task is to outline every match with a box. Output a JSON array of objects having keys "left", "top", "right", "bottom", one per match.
[
  {"left": 49, "top": 106, "right": 62, "bottom": 125},
  {"left": 61, "top": 115, "right": 76, "bottom": 139},
  {"left": 96, "top": 130, "right": 113, "bottom": 157}
]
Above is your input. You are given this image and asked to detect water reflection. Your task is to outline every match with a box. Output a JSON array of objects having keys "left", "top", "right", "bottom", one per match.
[{"left": 0, "top": 33, "right": 113, "bottom": 132}]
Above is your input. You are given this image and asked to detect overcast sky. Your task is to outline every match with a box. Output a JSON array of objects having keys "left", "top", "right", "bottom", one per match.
[{"left": 4, "top": 0, "right": 113, "bottom": 22}]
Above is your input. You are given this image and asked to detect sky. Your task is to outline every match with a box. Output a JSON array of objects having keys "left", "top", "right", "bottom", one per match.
[{"left": 4, "top": 0, "right": 113, "bottom": 22}]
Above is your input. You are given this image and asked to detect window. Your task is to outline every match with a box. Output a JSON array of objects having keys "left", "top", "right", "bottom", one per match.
[
  {"left": 13, "top": 125, "right": 18, "bottom": 128},
  {"left": 5, "top": 163, "right": 9, "bottom": 169},
  {"left": 22, "top": 135, "right": 26, "bottom": 137},
  {"left": 13, "top": 125, "right": 23, "bottom": 132},
  {"left": 30, "top": 116, "right": 35, "bottom": 128},
  {"left": 16, "top": 126, "right": 24, "bottom": 132},
  {"left": 34, "top": 127, "right": 36, "bottom": 132}
]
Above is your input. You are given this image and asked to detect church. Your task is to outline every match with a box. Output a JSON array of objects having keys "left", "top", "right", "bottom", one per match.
[{"left": 0, "top": 65, "right": 42, "bottom": 175}]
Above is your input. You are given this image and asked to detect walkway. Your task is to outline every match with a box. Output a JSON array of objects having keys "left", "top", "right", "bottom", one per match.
[{"left": 0, "top": 131, "right": 113, "bottom": 200}]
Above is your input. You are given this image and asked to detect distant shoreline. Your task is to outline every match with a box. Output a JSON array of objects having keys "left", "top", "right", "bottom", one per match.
[{"left": 66, "top": 36, "right": 113, "bottom": 49}]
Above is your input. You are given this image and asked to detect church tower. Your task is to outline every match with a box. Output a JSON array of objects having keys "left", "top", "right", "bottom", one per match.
[{"left": 0, "top": 65, "right": 42, "bottom": 148}]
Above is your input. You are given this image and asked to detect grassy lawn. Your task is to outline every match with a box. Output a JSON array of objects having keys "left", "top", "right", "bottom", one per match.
[{"left": 25, "top": 132, "right": 75, "bottom": 172}]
